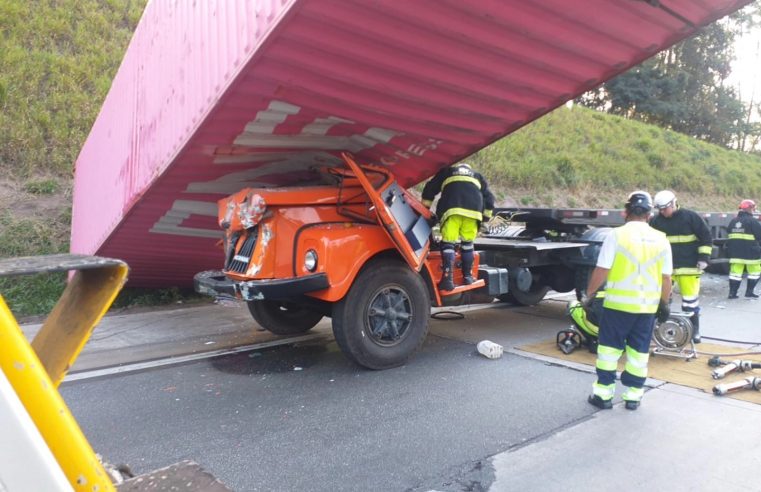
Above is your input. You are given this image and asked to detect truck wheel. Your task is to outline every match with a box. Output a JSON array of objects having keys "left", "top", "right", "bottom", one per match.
[
  {"left": 332, "top": 260, "right": 430, "bottom": 370},
  {"left": 247, "top": 300, "right": 323, "bottom": 335}
]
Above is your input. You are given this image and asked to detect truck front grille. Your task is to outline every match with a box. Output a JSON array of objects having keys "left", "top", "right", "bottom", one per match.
[{"left": 226, "top": 228, "right": 258, "bottom": 273}]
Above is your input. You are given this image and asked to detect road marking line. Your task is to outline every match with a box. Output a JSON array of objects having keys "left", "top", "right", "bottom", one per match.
[{"left": 63, "top": 333, "right": 326, "bottom": 382}]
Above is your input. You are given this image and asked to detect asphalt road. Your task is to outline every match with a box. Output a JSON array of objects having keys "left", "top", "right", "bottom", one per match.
[{"left": 53, "top": 275, "right": 761, "bottom": 492}]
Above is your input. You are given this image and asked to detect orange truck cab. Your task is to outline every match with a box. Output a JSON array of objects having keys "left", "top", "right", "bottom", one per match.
[{"left": 195, "top": 154, "right": 508, "bottom": 369}]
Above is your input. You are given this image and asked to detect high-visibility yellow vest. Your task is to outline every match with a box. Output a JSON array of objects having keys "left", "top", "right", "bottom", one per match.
[{"left": 603, "top": 223, "right": 669, "bottom": 314}]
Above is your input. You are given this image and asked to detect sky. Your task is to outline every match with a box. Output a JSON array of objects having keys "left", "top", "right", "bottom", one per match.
[{"left": 730, "top": 28, "right": 761, "bottom": 104}]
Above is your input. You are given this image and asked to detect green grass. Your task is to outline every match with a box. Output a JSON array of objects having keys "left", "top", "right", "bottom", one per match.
[
  {"left": 0, "top": 210, "right": 70, "bottom": 317},
  {"left": 0, "top": 0, "right": 146, "bottom": 178},
  {"left": 24, "top": 178, "right": 59, "bottom": 194},
  {"left": 471, "top": 106, "right": 761, "bottom": 210}
]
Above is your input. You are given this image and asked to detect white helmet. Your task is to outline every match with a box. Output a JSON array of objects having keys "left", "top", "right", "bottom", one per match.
[{"left": 653, "top": 190, "right": 677, "bottom": 210}]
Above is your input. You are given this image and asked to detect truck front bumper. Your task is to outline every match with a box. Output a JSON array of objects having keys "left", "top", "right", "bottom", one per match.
[{"left": 194, "top": 270, "right": 329, "bottom": 301}]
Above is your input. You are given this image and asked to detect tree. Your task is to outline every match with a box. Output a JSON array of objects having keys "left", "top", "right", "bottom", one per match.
[{"left": 577, "top": 6, "right": 761, "bottom": 149}]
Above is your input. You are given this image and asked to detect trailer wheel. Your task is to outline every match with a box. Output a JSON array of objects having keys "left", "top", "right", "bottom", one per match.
[
  {"left": 332, "top": 260, "right": 430, "bottom": 370},
  {"left": 574, "top": 266, "right": 594, "bottom": 301},
  {"left": 247, "top": 300, "right": 324, "bottom": 335},
  {"left": 499, "top": 283, "right": 550, "bottom": 306}
]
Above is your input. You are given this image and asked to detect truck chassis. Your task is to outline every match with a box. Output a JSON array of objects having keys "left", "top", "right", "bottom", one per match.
[{"left": 196, "top": 155, "right": 736, "bottom": 369}]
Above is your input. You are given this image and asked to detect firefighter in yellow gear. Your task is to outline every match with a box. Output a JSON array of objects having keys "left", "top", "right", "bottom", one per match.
[
  {"left": 650, "top": 190, "right": 712, "bottom": 343},
  {"left": 563, "top": 290, "right": 605, "bottom": 353},
  {"left": 726, "top": 199, "right": 761, "bottom": 299},
  {"left": 422, "top": 162, "right": 495, "bottom": 291}
]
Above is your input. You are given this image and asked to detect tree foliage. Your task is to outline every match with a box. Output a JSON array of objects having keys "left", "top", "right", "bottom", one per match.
[{"left": 578, "top": 6, "right": 761, "bottom": 151}]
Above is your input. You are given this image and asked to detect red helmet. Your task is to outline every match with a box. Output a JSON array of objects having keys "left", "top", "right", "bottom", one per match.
[{"left": 739, "top": 199, "right": 756, "bottom": 211}]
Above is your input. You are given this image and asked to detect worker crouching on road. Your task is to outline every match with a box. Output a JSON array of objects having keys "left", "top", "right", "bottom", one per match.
[
  {"left": 567, "top": 290, "right": 606, "bottom": 352},
  {"left": 422, "top": 162, "right": 495, "bottom": 292},
  {"left": 726, "top": 199, "right": 761, "bottom": 299},
  {"left": 649, "top": 190, "right": 712, "bottom": 343},
  {"left": 585, "top": 191, "right": 672, "bottom": 411}
]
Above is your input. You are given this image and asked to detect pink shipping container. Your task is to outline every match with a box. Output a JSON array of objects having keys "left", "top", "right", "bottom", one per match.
[{"left": 71, "top": 0, "right": 751, "bottom": 287}]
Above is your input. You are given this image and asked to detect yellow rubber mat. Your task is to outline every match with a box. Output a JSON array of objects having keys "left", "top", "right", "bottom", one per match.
[{"left": 517, "top": 340, "right": 761, "bottom": 405}]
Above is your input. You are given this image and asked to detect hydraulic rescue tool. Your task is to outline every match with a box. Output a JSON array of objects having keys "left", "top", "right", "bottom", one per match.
[
  {"left": 650, "top": 311, "right": 698, "bottom": 360},
  {"left": 559, "top": 304, "right": 698, "bottom": 360},
  {"left": 713, "top": 376, "right": 761, "bottom": 396},
  {"left": 708, "top": 357, "right": 761, "bottom": 379}
]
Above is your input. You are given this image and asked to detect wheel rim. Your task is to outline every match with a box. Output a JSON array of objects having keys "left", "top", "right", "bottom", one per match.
[
  {"left": 365, "top": 285, "right": 413, "bottom": 346},
  {"left": 653, "top": 317, "right": 692, "bottom": 349}
]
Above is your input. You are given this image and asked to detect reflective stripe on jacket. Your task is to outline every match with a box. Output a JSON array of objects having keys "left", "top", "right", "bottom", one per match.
[
  {"left": 649, "top": 208, "right": 712, "bottom": 269},
  {"left": 421, "top": 163, "right": 495, "bottom": 224},
  {"left": 726, "top": 211, "right": 761, "bottom": 261},
  {"left": 603, "top": 223, "right": 670, "bottom": 314}
]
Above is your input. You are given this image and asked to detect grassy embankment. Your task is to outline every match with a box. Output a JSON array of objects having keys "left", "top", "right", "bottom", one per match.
[
  {"left": 472, "top": 105, "right": 761, "bottom": 211},
  {"left": 2, "top": 1, "right": 761, "bottom": 317}
]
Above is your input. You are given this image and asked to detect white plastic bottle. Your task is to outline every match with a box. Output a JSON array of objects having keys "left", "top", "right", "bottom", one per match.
[{"left": 476, "top": 340, "right": 503, "bottom": 359}]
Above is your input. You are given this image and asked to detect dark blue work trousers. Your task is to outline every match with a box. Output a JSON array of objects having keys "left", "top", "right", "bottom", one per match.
[{"left": 597, "top": 307, "right": 655, "bottom": 388}]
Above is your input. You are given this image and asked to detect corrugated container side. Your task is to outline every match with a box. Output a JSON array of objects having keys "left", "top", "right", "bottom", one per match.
[
  {"left": 71, "top": 0, "right": 294, "bottom": 257},
  {"left": 71, "top": 0, "right": 752, "bottom": 286}
]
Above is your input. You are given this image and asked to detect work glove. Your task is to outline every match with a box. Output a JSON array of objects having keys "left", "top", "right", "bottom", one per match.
[
  {"left": 697, "top": 261, "right": 708, "bottom": 271},
  {"left": 579, "top": 290, "right": 592, "bottom": 308},
  {"left": 656, "top": 300, "right": 670, "bottom": 324}
]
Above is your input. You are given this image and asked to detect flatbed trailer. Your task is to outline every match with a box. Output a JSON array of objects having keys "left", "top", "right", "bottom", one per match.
[{"left": 477, "top": 205, "right": 752, "bottom": 302}]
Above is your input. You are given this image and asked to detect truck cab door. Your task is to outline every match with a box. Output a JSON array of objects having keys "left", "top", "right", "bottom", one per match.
[{"left": 341, "top": 153, "right": 431, "bottom": 271}]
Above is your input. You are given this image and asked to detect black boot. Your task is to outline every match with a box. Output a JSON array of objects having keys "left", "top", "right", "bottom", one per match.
[
  {"left": 438, "top": 268, "right": 454, "bottom": 291},
  {"left": 729, "top": 279, "right": 741, "bottom": 299},
  {"left": 438, "top": 244, "right": 455, "bottom": 292},
  {"left": 461, "top": 242, "right": 475, "bottom": 285},
  {"left": 746, "top": 278, "right": 759, "bottom": 298},
  {"left": 691, "top": 310, "right": 701, "bottom": 344}
]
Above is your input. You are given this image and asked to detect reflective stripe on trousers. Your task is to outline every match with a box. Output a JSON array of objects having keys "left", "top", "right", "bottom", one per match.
[
  {"left": 673, "top": 274, "right": 700, "bottom": 310},
  {"left": 729, "top": 261, "right": 761, "bottom": 281},
  {"left": 592, "top": 307, "right": 655, "bottom": 401}
]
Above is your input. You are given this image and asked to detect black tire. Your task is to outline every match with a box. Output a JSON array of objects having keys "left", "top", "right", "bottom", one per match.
[
  {"left": 499, "top": 283, "right": 550, "bottom": 306},
  {"left": 574, "top": 266, "right": 595, "bottom": 301},
  {"left": 331, "top": 260, "right": 431, "bottom": 370},
  {"left": 247, "top": 300, "right": 324, "bottom": 335}
]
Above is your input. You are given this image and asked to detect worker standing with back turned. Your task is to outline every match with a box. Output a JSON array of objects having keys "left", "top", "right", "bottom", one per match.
[
  {"left": 649, "top": 190, "right": 712, "bottom": 343},
  {"left": 421, "top": 162, "right": 495, "bottom": 292},
  {"left": 726, "top": 199, "right": 761, "bottom": 299},
  {"left": 585, "top": 191, "right": 672, "bottom": 410}
]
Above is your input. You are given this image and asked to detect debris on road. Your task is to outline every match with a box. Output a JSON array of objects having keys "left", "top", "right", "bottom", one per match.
[{"left": 477, "top": 340, "right": 503, "bottom": 359}]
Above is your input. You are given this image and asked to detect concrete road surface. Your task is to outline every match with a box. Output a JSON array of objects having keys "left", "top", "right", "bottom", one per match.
[{"left": 28, "top": 273, "right": 760, "bottom": 491}]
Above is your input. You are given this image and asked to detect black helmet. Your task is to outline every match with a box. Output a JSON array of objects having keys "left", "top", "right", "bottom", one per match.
[{"left": 625, "top": 190, "right": 653, "bottom": 215}]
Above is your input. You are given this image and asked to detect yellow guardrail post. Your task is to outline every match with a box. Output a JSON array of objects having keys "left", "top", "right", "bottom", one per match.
[
  {"left": 32, "top": 262, "right": 128, "bottom": 386},
  {"left": 0, "top": 254, "right": 128, "bottom": 492}
]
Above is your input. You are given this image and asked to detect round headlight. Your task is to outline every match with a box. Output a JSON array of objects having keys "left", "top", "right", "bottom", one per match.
[{"left": 304, "top": 249, "right": 318, "bottom": 272}]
